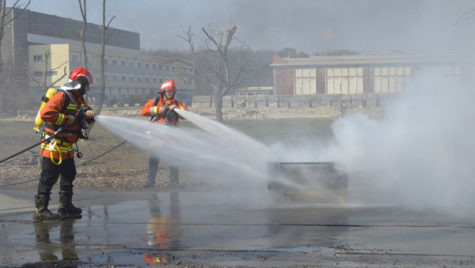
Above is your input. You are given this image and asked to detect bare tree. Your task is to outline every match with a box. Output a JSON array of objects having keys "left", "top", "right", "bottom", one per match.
[
  {"left": 177, "top": 26, "right": 207, "bottom": 96},
  {"left": 0, "top": 0, "right": 30, "bottom": 113},
  {"left": 201, "top": 25, "right": 256, "bottom": 121},
  {"left": 96, "top": 0, "right": 115, "bottom": 116},
  {"left": 78, "top": 0, "right": 88, "bottom": 68}
]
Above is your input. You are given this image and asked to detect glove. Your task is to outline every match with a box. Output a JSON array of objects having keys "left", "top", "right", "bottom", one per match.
[{"left": 85, "top": 110, "right": 95, "bottom": 119}]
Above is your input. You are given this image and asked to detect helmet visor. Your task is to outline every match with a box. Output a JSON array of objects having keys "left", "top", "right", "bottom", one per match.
[{"left": 165, "top": 89, "right": 175, "bottom": 96}]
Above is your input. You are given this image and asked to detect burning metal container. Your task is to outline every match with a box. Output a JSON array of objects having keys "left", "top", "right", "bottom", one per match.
[{"left": 267, "top": 162, "right": 348, "bottom": 203}]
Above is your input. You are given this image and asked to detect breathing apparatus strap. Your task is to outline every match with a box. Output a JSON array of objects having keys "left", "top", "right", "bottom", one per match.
[
  {"left": 59, "top": 89, "right": 79, "bottom": 106},
  {"left": 150, "top": 94, "right": 162, "bottom": 121}
]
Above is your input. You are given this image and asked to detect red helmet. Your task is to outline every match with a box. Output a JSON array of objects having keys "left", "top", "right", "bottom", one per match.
[
  {"left": 69, "top": 67, "right": 93, "bottom": 85},
  {"left": 160, "top": 80, "right": 176, "bottom": 92}
]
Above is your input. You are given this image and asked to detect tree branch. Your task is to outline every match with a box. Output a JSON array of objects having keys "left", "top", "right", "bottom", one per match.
[
  {"left": 4, "top": 0, "right": 31, "bottom": 26},
  {"left": 104, "top": 15, "right": 116, "bottom": 43},
  {"left": 202, "top": 27, "right": 225, "bottom": 59},
  {"left": 49, "top": 66, "right": 68, "bottom": 87}
]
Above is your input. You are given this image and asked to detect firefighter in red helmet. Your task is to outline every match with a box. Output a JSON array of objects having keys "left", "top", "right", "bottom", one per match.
[
  {"left": 34, "top": 67, "right": 95, "bottom": 221},
  {"left": 141, "top": 79, "right": 188, "bottom": 188}
]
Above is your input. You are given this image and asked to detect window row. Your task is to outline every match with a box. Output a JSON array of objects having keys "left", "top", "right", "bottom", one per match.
[
  {"left": 104, "top": 74, "right": 165, "bottom": 84},
  {"left": 374, "top": 67, "right": 411, "bottom": 76},
  {"left": 32, "top": 71, "right": 58, "bottom": 77},
  {"left": 70, "top": 54, "right": 192, "bottom": 73},
  {"left": 327, "top": 77, "right": 364, "bottom": 94},
  {"left": 328, "top": 67, "right": 363, "bottom": 77}
]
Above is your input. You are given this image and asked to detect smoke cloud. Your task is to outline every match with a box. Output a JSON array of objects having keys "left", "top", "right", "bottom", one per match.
[
  {"left": 326, "top": 72, "right": 475, "bottom": 217},
  {"left": 97, "top": 71, "right": 475, "bottom": 218}
]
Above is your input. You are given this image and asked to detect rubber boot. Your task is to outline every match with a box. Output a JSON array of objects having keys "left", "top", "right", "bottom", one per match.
[
  {"left": 169, "top": 166, "right": 179, "bottom": 186},
  {"left": 143, "top": 175, "right": 156, "bottom": 188},
  {"left": 33, "top": 194, "right": 60, "bottom": 222},
  {"left": 143, "top": 157, "right": 158, "bottom": 188},
  {"left": 58, "top": 190, "right": 82, "bottom": 219}
]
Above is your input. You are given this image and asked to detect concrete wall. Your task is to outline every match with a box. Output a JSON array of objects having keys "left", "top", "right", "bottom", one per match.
[{"left": 192, "top": 94, "right": 394, "bottom": 109}]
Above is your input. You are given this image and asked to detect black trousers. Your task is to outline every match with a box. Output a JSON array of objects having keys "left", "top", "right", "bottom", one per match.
[
  {"left": 148, "top": 156, "right": 179, "bottom": 185},
  {"left": 38, "top": 157, "right": 76, "bottom": 195}
]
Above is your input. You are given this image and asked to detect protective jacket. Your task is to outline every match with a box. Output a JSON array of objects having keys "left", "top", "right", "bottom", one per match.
[
  {"left": 40, "top": 90, "right": 94, "bottom": 160},
  {"left": 141, "top": 96, "right": 188, "bottom": 126}
]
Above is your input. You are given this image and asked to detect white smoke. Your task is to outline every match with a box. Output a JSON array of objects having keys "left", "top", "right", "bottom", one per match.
[
  {"left": 326, "top": 72, "right": 475, "bottom": 217},
  {"left": 97, "top": 75, "right": 475, "bottom": 217}
]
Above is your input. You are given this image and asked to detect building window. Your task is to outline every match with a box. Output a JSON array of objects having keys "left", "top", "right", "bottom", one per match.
[
  {"left": 152, "top": 63, "right": 157, "bottom": 69},
  {"left": 129, "top": 76, "right": 134, "bottom": 82},
  {"left": 145, "top": 77, "right": 150, "bottom": 83},
  {"left": 421, "top": 65, "right": 459, "bottom": 80},
  {"left": 33, "top": 55, "right": 43, "bottom": 62},
  {"left": 152, "top": 77, "right": 157, "bottom": 83},
  {"left": 145, "top": 63, "right": 149, "bottom": 69},
  {"left": 104, "top": 58, "right": 109, "bottom": 65},
  {"left": 137, "top": 62, "right": 142, "bottom": 68},
  {"left": 71, "top": 54, "right": 79, "bottom": 62},
  {"left": 327, "top": 67, "right": 364, "bottom": 94},
  {"left": 46, "top": 71, "right": 57, "bottom": 76},
  {"left": 137, "top": 76, "right": 142, "bottom": 82},
  {"left": 112, "top": 59, "right": 117, "bottom": 66},
  {"left": 295, "top": 68, "right": 316, "bottom": 95},
  {"left": 121, "top": 75, "right": 126, "bottom": 81},
  {"left": 374, "top": 66, "right": 411, "bottom": 93},
  {"left": 121, "top": 60, "right": 126, "bottom": 67},
  {"left": 129, "top": 61, "right": 134, "bottom": 68}
]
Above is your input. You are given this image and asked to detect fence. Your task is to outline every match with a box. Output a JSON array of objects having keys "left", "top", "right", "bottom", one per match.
[{"left": 192, "top": 94, "right": 395, "bottom": 109}]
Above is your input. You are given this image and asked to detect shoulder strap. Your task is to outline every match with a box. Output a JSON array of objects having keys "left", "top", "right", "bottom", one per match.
[
  {"left": 59, "top": 89, "right": 79, "bottom": 106},
  {"left": 150, "top": 95, "right": 161, "bottom": 121},
  {"left": 60, "top": 95, "right": 70, "bottom": 113},
  {"left": 153, "top": 94, "right": 161, "bottom": 106}
]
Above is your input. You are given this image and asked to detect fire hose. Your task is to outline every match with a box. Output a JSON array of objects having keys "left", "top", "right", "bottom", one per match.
[
  {"left": 0, "top": 127, "right": 63, "bottom": 165},
  {"left": 0, "top": 140, "right": 127, "bottom": 188}
]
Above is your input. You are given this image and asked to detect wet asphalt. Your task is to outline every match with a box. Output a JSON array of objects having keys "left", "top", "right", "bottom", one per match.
[{"left": 1, "top": 190, "right": 475, "bottom": 267}]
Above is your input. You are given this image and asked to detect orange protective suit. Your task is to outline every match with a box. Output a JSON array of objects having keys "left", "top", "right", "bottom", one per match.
[
  {"left": 141, "top": 95, "right": 188, "bottom": 125},
  {"left": 40, "top": 90, "right": 94, "bottom": 161}
]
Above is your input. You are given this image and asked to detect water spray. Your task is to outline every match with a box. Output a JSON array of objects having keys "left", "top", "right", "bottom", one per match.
[{"left": 96, "top": 114, "right": 272, "bottom": 187}]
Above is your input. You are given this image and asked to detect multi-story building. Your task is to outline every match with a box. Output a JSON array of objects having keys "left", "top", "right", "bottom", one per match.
[
  {"left": 3, "top": 8, "right": 193, "bottom": 106},
  {"left": 271, "top": 52, "right": 475, "bottom": 96}
]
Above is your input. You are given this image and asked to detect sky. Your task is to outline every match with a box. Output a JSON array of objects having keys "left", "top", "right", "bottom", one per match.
[{"left": 16, "top": 0, "right": 475, "bottom": 54}]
